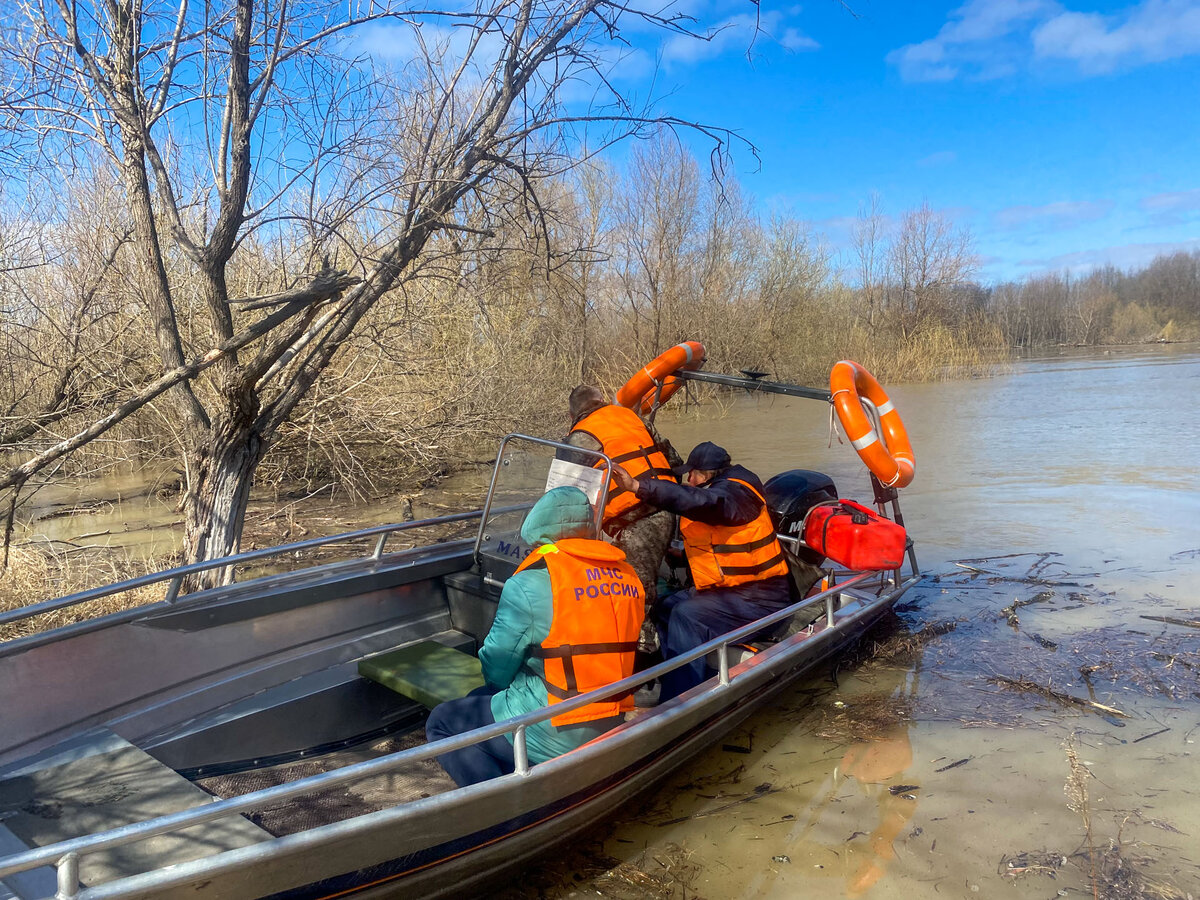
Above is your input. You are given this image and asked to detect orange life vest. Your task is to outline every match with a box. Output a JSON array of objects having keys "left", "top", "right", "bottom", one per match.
[
  {"left": 513, "top": 538, "right": 644, "bottom": 726},
  {"left": 570, "top": 405, "right": 676, "bottom": 528},
  {"left": 681, "top": 478, "right": 789, "bottom": 590}
]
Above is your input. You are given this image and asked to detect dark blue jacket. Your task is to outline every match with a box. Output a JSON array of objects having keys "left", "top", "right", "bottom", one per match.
[{"left": 635, "top": 464, "right": 767, "bottom": 527}]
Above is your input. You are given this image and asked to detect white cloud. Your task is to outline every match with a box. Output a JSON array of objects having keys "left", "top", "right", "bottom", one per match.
[
  {"left": 661, "top": 11, "right": 818, "bottom": 67},
  {"left": 888, "top": 0, "right": 1059, "bottom": 81},
  {"left": 1033, "top": 0, "right": 1200, "bottom": 72},
  {"left": 355, "top": 20, "right": 506, "bottom": 68},
  {"left": 1017, "top": 237, "right": 1200, "bottom": 272},
  {"left": 817, "top": 214, "right": 862, "bottom": 235},
  {"left": 939, "top": 0, "right": 1057, "bottom": 42},
  {"left": 890, "top": 0, "right": 1200, "bottom": 81},
  {"left": 995, "top": 199, "right": 1113, "bottom": 229},
  {"left": 353, "top": 18, "right": 656, "bottom": 109},
  {"left": 1140, "top": 188, "right": 1200, "bottom": 224}
]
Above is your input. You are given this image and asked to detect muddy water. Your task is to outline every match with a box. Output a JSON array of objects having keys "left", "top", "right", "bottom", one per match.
[
  {"left": 15, "top": 468, "right": 184, "bottom": 558},
  {"left": 505, "top": 344, "right": 1200, "bottom": 899}
]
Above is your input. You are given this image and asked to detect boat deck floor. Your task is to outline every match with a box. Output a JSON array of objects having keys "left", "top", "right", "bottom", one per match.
[
  {"left": 195, "top": 727, "right": 456, "bottom": 837},
  {"left": 0, "top": 731, "right": 270, "bottom": 890}
]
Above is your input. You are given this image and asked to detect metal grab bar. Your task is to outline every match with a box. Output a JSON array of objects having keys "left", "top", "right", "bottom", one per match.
[
  {"left": 0, "top": 505, "right": 530, "bottom": 631},
  {"left": 676, "top": 369, "right": 833, "bottom": 403},
  {"left": 0, "top": 571, "right": 895, "bottom": 886}
]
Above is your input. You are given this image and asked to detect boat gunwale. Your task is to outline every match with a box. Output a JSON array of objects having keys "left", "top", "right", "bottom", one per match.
[
  {"left": 0, "top": 504, "right": 534, "bottom": 637},
  {"left": 0, "top": 569, "right": 919, "bottom": 890}
]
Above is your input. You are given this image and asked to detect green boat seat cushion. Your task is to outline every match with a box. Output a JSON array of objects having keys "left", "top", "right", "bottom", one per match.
[{"left": 358, "top": 641, "right": 486, "bottom": 709}]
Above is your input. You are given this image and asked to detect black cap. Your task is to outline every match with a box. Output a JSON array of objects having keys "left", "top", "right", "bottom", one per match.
[{"left": 678, "top": 441, "right": 732, "bottom": 475}]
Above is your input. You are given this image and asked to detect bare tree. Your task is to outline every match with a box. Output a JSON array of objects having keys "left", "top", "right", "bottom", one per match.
[
  {"left": 566, "top": 161, "right": 615, "bottom": 381},
  {"left": 0, "top": 175, "right": 139, "bottom": 456},
  {"left": 852, "top": 192, "right": 886, "bottom": 328},
  {"left": 0, "top": 0, "right": 746, "bottom": 586},
  {"left": 886, "top": 202, "right": 977, "bottom": 337},
  {"left": 614, "top": 132, "right": 701, "bottom": 358},
  {"left": 751, "top": 213, "right": 829, "bottom": 373}
]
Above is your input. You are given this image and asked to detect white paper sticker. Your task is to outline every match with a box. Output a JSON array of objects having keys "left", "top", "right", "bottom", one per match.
[{"left": 544, "top": 458, "right": 605, "bottom": 506}]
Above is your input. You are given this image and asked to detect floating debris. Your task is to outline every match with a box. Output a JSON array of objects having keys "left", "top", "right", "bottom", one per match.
[
  {"left": 1024, "top": 631, "right": 1058, "bottom": 650},
  {"left": 1130, "top": 727, "right": 1170, "bottom": 744},
  {"left": 809, "top": 692, "right": 914, "bottom": 743},
  {"left": 865, "top": 619, "right": 960, "bottom": 665},
  {"left": 1140, "top": 614, "right": 1200, "bottom": 630},
  {"left": 998, "top": 850, "right": 1065, "bottom": 879},
  {"left": 989, "top": 675, "right": 1129, "bottom": 718},
  {"left": 934, "top": 757, "right": 971, "bottom": 773},
  {"left": 651, "top": 783, "right": 780, "bottom": 827}
]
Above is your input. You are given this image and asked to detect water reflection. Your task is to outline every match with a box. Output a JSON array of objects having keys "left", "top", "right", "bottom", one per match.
[
  {"left": 760, "top": 724, "right": 917, "bottom": 898},
  {"left": 834, "top": 727, "right": 917, "bottom": 896}
]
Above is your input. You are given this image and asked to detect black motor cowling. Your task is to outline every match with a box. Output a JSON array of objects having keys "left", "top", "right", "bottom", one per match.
[{"left": 764, "top": 469, "right": 837, "bottom": 565}]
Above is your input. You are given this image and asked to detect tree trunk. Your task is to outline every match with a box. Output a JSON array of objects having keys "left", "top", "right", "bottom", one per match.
[{"left": 182, "top": 386, "right": 263, "bottom": 590}]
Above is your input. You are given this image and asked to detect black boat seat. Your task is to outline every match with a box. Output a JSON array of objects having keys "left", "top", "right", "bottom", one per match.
[{"left": 359, "top": 641, "right": 486, "bottom": 709}]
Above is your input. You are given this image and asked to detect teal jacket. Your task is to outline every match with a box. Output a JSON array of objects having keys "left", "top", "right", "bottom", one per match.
[{"left": 483, "top": 487, "right": 623, "bottom": 764}]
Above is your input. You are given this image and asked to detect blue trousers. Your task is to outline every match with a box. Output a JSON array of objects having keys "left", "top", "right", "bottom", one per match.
[
  {"left": 425, "top": 686, "right": 516, "bottom": 787},
  {"left": 652, "top": 575, "right": 793, "bottom": 701}
]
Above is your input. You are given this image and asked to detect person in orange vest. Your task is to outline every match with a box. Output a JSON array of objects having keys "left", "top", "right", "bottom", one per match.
[
  {"left": 561, "top": 384, "right": 680, "bottom": 653},
  {"left": 426, "top": 487, "right": 644, "bottom": 786},
  {"left": 610, "top": 441, "right": 791, "bottom": 700}
]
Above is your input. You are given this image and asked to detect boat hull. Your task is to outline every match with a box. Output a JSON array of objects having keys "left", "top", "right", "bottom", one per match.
[{"left": 67, "top": 581, "right": 907, "bottom": 900}]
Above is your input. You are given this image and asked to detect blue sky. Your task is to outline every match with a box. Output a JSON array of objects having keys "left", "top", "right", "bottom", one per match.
[{"left": 607, "top": 0, "right": 1200, "bottom": 282}]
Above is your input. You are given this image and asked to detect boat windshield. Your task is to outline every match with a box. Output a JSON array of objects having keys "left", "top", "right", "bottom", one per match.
[{"left": 475, "top": 434, "right": 609, "bottom": 583}]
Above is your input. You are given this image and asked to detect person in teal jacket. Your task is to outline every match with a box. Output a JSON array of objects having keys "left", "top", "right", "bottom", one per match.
[{"left": 426, "top": 486, "right": 631, "bottom": 786}]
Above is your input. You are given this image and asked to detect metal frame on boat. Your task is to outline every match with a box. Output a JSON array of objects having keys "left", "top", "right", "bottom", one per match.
[{"left": 0, "top": 372, "right": 922, "bottom": 900}]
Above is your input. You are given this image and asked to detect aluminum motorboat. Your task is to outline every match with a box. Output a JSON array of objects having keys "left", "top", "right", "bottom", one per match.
[{"left": 0, "top": 360, "right": 922, "bottom": 900}]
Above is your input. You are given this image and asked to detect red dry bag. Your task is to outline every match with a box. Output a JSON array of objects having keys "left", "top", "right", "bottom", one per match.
[{"left": 803, "top": 500, "right": 907, "bottom": 571}]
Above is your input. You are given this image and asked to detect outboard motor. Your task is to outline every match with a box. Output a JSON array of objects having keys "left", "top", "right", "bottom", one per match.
[{"left": 764, "top": 469, "right": 838, "bottom": 566}]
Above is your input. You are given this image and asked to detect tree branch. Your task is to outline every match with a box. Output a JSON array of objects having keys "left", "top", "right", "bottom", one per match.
[{"left": 0, "top": 269, "right": 358, "bottom": 493}]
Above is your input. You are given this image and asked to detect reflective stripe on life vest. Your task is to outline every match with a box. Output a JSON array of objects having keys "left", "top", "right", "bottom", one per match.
[
  {"left": 513, "top": 538, "right": 644, "bottom": 726},
  {"left": 680, "top": 478, "right": 789, "bottom": 590},
  {"left": 571, "top": 405, "right": 676, "bottom": 526}
]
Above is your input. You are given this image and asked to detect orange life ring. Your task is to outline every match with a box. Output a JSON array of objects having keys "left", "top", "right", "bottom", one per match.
[
  {"left": 830, "top": 360, "right": 915, "bottom": 489},
  {"left": 616, "top": 341, "right": 706, "bottom": 415}
]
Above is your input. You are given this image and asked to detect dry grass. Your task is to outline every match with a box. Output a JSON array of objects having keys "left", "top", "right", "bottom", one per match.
[
  {"left": 840, "top": 321, "right": 1010, "bottom": 383},
  {"left": 0, "top": 545, "right": 171, "bottom": 641},
  {"left": 990, "top": 737, "right": 1192, "bottom": 900}
]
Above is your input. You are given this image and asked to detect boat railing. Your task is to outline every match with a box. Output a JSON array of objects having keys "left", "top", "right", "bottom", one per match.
[
  {"left": 0, "top": 504, "right": 530, "bottom": 633},
  {"left": 0, "top": 569, "right": 920, "bottom": 897}
]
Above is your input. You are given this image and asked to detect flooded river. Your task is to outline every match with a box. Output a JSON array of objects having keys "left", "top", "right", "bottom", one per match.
[
  {"left": 14, "top": 345, "right": 1200, "bottom": 898},
  {"left": 501, "top": 344, "right": 1200, "bottom": 900}
]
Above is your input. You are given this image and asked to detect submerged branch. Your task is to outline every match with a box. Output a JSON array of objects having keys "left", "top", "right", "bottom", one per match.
[
  {"left": 989, "top": 676, "right": 1129, "bottom": 718},
  {"left": 1139, "top": 615, "right": 1200, "bottom": 631}
]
